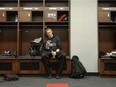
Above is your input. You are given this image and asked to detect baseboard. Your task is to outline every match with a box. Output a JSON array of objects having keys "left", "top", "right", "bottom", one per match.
[{"left": 86, "top": 72, "right": 99, "bottom": 76}]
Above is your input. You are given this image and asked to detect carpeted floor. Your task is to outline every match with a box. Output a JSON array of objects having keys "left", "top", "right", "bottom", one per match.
[{"left": 0, "top": 76, "right": 116, "bottom": 87}]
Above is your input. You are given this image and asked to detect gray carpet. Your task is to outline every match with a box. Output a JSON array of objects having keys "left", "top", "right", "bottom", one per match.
[{"left": 0, "top": 76, "right": 116, "bottom": 87}]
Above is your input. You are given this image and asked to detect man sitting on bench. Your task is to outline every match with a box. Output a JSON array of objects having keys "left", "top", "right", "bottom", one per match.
[{"left": 42, "top": 28, "right": 66, "bottom": 79}]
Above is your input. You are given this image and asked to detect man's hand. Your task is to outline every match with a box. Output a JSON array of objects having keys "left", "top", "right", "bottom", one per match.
[
  {"left": 51, "top": 51, "right": 57, "bottom": 58},
  {"left": 45, "top": 40, "right": 51, "bottom": 49}
]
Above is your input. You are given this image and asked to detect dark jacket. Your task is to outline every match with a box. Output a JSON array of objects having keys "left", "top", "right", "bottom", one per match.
[{"left": 43, "top": 35, "right": 62, "bottom": 51}]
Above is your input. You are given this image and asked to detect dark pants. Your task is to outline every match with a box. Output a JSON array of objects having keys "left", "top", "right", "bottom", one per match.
[{"left": 42, "top": 50, "right": 66, "bottom": 76}]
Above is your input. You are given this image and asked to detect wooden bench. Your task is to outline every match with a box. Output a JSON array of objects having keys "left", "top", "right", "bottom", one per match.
[{"left": 0, "top": 56, "right": 71, "bottom": 75}]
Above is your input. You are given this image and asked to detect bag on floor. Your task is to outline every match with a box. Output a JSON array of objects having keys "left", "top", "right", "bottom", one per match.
[
  {"left": 71, "top": 55, "right": 86, "bottom": 78},
  {"left": 3, "top": 74, "right": 19, "bottom": 81}
]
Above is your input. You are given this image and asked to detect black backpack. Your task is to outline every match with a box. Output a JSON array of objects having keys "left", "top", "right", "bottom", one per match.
[
  {"left": 71, "top": 55, "right": 86, "bottom": 78},
  {"left": 29, "top": 37, "right": 43, "bottom": 56}
]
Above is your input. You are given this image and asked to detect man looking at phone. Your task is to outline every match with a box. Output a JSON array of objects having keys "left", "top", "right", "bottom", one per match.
[{"left": 42, "top": 28, "right": 66, "bottom": 79}]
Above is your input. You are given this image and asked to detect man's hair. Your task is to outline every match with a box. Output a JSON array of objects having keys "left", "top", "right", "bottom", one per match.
[{"left": 45, "top": 28, "right": 52, "bottom": 32}]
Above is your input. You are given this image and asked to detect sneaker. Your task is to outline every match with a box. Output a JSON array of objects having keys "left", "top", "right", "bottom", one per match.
[
  {"left": 47, "top": 75, "right": 52, "bottom": 79},
  {"left": 55, "top": 75, "right": 61, "bottom": 79}
]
